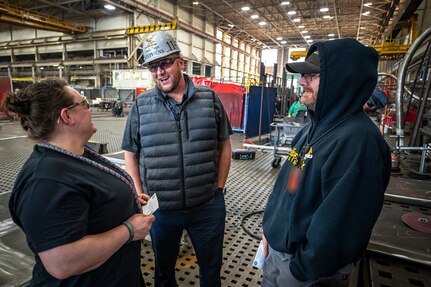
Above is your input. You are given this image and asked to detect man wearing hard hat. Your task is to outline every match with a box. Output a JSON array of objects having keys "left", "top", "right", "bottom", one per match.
[{"left": 122, "top": 31, "right": 232, "bottom": 287}]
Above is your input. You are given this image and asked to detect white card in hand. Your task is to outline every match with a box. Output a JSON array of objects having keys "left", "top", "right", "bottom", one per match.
[
  {"left": 142, "top": 193, "right": 159, "bottom": 215},
  {"left": 252, "top": 240, "right": 266, "bottom": 269}
]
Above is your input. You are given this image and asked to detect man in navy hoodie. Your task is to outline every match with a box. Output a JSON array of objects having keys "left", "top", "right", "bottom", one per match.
[{"left": 261, "top": 39, "right": 391, "bottom": 286}]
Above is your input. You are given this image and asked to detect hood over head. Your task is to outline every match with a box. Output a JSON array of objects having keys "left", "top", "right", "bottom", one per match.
[{"left": 304, "top": 39, "right": 378, "bottom": 126}]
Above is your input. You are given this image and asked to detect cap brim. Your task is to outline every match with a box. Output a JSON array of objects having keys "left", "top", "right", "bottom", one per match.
[{"left": 285, "top": 62, "right": 320, "bottom": 74}]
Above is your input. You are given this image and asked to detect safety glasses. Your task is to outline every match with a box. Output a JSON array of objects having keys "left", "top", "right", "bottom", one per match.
[
  {"left": 300, "top": 74, "right": 320, "bottom": 83},
  {"left": 146, "top": 57, "right": 180, "bottom": 72},
  {"left": 66, "top": 96, "right": 90, "bottom": 110}
]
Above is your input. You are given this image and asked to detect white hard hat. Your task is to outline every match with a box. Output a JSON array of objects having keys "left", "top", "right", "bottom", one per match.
[{"left": 143, "top": 31, "right": 181, "bottom": 64}]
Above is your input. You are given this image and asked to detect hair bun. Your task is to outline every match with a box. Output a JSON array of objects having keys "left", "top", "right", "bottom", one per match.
[{"left": 5, "top": 91, "right": 31, "bottom": 115}]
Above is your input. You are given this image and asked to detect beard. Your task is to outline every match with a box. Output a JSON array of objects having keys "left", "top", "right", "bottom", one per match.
[{"left": 300, "top": 90, "right": 317, "bottom": 111}]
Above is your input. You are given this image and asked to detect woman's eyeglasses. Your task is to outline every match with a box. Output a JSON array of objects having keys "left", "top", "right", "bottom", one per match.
[
  {"left": 301, "top": 74, "right": 320, "bottom": 83},
  {"left": 146, "top": 57, "right": 180, "bottom": 72},
  {"left": 66, "top": 96, "right": 90, "bottom": 110}
]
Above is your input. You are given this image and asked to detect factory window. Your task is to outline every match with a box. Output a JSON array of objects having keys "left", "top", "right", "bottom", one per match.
[
  {"left": 261, "top": 49, "right": 278, "bottom": 67},
  {"left": 40, "top": 52, "right": 62, "bottom": 60},
  {"left": 205, "top": 65, "right": 212, "bottom": 78},
  {"left": 0, "top": 56, "right": 11, "bottom": 64},
  {"left": 215, "top": 66, "right": 221, "bottom": 80},
  {"left": 15, "top": 54, "right": 35, "bottom": 62},
  {"left": 67, "top": 50, "right": 94, "bottom": 59},
  {"left": 192, "top": 62, "right": 201, "bottom": 76},
  {"left": 183, "top": 60, "right": 189, "bottom": 73}
]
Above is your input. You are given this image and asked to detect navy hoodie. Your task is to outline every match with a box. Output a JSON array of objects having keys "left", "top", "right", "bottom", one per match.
[{"left": 262, "top": 39, "right": 391, "bottom": 281}]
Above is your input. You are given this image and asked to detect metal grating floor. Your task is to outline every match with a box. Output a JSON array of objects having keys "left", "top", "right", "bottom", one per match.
[
  {"left": 0, "top": 114, "right": 277, "bottom": 286},
  {"left": 140, "top": 150, "right": 278, "bottom": 286},
  {"left": 368, "top": 254, "right": 431, "bottom": 287},
  {"left": 1, "top": 112, "right": 431, "bottom": 286}
]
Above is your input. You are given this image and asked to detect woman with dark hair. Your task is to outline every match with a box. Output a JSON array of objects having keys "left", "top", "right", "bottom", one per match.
[{"left": 2, "top": 79, "right": 154, "bottom": 286}]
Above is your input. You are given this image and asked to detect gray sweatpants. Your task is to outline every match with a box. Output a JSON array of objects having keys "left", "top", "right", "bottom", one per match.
[{"left": 261, "top": 246, "right": 351, "bottom": 287}]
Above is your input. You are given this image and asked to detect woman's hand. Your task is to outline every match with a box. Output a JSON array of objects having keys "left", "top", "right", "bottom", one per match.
[
  {"left": 38, "top": 212, "right": 155, "bottom": 279},
  {"left": 127, "top": 213, "right": 155, "bottom": 240}
]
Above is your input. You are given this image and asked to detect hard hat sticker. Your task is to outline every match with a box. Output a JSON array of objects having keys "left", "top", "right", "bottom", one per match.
[{"left": 166, "top": 40, "right": 178, "bottom": 51}]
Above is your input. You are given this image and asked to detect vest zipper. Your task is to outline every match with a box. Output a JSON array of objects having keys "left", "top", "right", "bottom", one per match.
[
  {"left": 184, "top": 109, "right": 189, "bottom": 140},
  {"left": 178, "top": 126, "right": 187, "bottom": 209}
]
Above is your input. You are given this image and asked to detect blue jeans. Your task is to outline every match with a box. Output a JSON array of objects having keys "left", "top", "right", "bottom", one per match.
[{"left": 150, "top": 192, "right": 226, "bottom": 287}]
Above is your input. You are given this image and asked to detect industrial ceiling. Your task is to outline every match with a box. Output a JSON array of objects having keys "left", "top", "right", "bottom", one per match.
[{"left": 0, "top": 0, "right": 424, "bottom": 49}]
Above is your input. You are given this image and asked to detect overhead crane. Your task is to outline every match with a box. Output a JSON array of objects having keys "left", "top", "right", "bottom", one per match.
[
  {"left": 126, "top": 18, "right": 178, "bottom": 35},
  {"left": 289, "top": 41, "right": 412, "bottom": 61},
  {"left": 0, "top": 1, "right": 87, "bottom": 33},
  {"left": 289, "top": 18, "right": 418, "bottom": 61}
]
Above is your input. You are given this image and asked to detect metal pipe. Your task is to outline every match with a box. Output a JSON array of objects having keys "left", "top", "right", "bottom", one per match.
[
  {"left": 397, "top": 146, "right": 430, "bottom": 151},
  {"left": 367, "top": 242, "right": 431, "bottom": 267},
  {"left": 396, "top": 27, "right": 431, "bottom": 144},
  {"left": 258, "top": 69, "right": 265, "bottom": 144},
  {"left": 384, "top": 193, "right": 431, "bottom": 209},
  {"left": 242, "top": 143, "right": 291, "bottom": 153},
  {"left": 419, "top": 144, "right": 427, "bottom": 173},
  {"left": 408, "top": 47, "right": 431, "bottom": 146}
]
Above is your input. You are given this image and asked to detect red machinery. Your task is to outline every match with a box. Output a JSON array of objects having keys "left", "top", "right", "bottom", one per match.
[
  {"left": 192, "top": 77, "right": 246, "bottom": 130},
  {"left": 0, "top": 76, "right": 13, "bottom": 119}
]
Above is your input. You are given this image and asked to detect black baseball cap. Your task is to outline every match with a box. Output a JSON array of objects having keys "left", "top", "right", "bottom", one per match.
[{"left": 285, "top": 51, "right": 320, "bottom": 74}]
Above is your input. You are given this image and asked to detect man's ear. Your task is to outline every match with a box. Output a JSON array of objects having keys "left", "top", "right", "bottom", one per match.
[
  {"left": 58, "top": 108, "right": 74, "bottom": 125},
  {"left": 178, "top": 57, "right": 185, "bottom": 69}
]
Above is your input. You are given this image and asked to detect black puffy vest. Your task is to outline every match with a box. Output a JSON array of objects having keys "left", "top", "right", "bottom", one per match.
[{"left": 136, "top": 80, "right": 218, "bottom": 211}]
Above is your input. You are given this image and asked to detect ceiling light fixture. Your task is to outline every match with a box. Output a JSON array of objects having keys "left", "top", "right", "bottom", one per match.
[
  {"left": 301, "top": 30, "right": 308, "bottom": 33},
  {"left": 304, "top": 35, "right": 311, "bottom": 39},
  {"left": 364, "top": 2, "right": 372, "bottom": 6},
  {"left": 259, "top": 21, "right": 267, "bottom": 26},
  {"left": 241, "top": 6, "right": 250, "bottom": 11},
  {"left": 276, "top": 37, "right": 283, "bottom": 40},
  {"left": 323, "top": 15, "right": 332, "bottom": 19},
  {"left": 328, "top": 33, "right": 335, "bottom": 37},
  {"left": 192, "top": 1, "right": 199, "bottom": 5},
  {"left": 292, "top": 18, "right": 301, "bottom": 22},
  {"left": 362, "top": 11, "right": 370, "bottom": 16},
  {"left": 281, "top": 1, "right": 290, "bottom": 5},
  {"left": 228, "top": 24, "right": 234, "bottom": 28},
  {"left": 298, "top": 25, "right": 305, "bottom": 28},
  {"left": 281, "top": 40, "right": 287, "bottom": 44},
  {"left": 306, "top": 39, "right": 313, "bottom": 42},
  {"left": 104, "top": 4, "right": 116, "bottom": 10},
  {"left": 320, "top": 7, "right": 329, "bottom": 12},
  {"left": 251, "top": 14, "right": 259, "bottom": 19},
  {"left": 287, "top": 11, "right": 296, "bottom": 15}
]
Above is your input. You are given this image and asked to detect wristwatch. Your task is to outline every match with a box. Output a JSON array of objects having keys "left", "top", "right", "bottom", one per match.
[{"left": 218, "top": 187, "right": 226, "bottom": 194}]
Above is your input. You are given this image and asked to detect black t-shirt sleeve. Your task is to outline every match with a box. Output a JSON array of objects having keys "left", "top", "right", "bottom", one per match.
[{"left": 17, "top": 177, "right": 90, "bottom": 253}]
